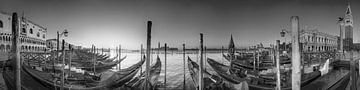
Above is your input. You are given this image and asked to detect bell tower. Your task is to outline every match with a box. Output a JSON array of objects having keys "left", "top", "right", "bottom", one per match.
[{"left": 344, "top": 3, "right": 353, "bottom": 51}]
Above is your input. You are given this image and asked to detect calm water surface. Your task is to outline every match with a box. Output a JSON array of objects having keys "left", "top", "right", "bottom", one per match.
[{"left": 107, "top": 50, "right": 230, "bottom": 90}]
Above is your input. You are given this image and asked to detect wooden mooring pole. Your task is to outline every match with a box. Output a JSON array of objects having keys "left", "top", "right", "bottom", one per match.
[
  {"left": 158, "top": 42, "right": 160, "bottom": 55},
  {"left": 196, "top": 48, "right": 199, "bottom": 62},
  {"left": 140, "top": 44, "right": 143, "bottom": 73},
  {"left": 253, "top": 51, "right": 256, "bottom": 70},
  {"left": 61, "top": 39, "right": 65, "bottom": 90},
  {"left": 119, "top": 45, "right": 121, "bottom": 70},
  {"left": 164, "top": 43, "right": 167, "bottom": 89},
  {"left": 221, "top": 46, "right": 224, "bottom": 62},
  {"left": 145, "top": 21, "right": 152, "bottom": 89},
  {"left": 183, "top": 44, "right": 186, "bottom": 90},
  {"left": 204, "top": 46, "right": 207, "bottom": 71},
  {"left": 93, "top": 45, "right": 96, "bottom": 75},
  {"left": 199, "top": 33, "right": 204, "bottom": 90},
  {"left": 291, "top": 16, "right": 301, "bottom": 90},
  {"left": 116, "top": 46, "right": 118, "bottom": 70},
  {"left": 11, "top": 12, "right": 21, "bottom": 90},
  {"left": 350, "top": 49, "right": 356, "bottom": 90},
  {"left": 68, "top": 45, "right": 72, "bottom": 77},
  {"left": 276, "top": 40, "right": 281, "bottom": 90},
  {"left": 257, "top": 50, "right": 260, "bottom": 71}
]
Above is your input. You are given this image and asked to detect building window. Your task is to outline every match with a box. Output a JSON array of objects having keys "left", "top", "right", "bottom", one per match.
[
  {"left": 37, "top": 32, "right": 40, "bottom": 37},
  {"left": 30, "top": 29, "right": 33, "bottom": 34},
  {"left": 22, "top": 28, "right": 26, "bottom": 33},
  {"left": 42, "top": 34, "right": 45, "bottom": 38},
  {"left": 0, "top": 20, "right": 3, "bottom": 28}
]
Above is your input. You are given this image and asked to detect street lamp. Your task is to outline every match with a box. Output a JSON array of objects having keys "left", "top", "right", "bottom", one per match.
[
  {"left": 280, "top": 29, "right": 290, "bottom": 52},
  {"left": 56, "top": 29, "right": 68, "bottom": 90},
  {"left": 57, "top": 29, "right": 68, "bottom": 52},
  {"left": 280, "top": 29, "right": 286, "bottom": 37}
]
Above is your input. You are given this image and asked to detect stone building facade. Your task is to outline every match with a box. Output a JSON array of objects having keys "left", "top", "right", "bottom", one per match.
[
  {"left": 0, "top": 12, "right": 47, "bottom": 53},
  {"left": 46, "top": 39, "right": 74, "bottom": 51},
  {"left": 300, "top": 28, "right": 338, "bottom": 52}
]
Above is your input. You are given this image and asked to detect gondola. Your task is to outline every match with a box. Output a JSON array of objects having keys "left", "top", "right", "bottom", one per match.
[
  {"left": 223, "top": 54, "right": 251, "bottom": 62},
  {"left": 79, "top": 58, "right": 121, "bottom": 72},
  {"left": 3, "top": 57, "right": 145, "bottom": 90},
  {"left": 223, "top": 53, "right": 289, "bottom": 71},
  {"left": 3, "top": 60, "right": 52, "bottom": 90},
  {"left": 26, "top": 58, "right": 144, "bottom": 90},
  {"left": 187, "top": 57, "right": 248, "bottom": 90},
  {"left": 124, "top": 55, "right": 162, "bottom": 90},
  {"left": 74, "top": 51, "right": 109, "bottom": 61},
  {"left": 207, "top": 58, "right": 322, "bottom": 90},
  {"left": 102, "top": 55, "right": 121, "bottom": 62}
]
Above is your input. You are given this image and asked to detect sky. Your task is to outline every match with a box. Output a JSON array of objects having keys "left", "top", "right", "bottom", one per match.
[{"left": 0, "top": 0, "right": 359, "bottom": 50}]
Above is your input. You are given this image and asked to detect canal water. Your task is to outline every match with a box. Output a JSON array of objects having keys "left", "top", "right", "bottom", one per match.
[{"left": 108, "top": 50, "right": 230, "bottom": 90}]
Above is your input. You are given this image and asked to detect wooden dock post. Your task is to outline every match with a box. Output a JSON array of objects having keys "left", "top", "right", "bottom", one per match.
[
  {"left": 164, "top": 43, "right": 167, "bottom": 90},
  {"left": 253, "top": 51, "right": 256, "bottom": 70},
  {"left": 119, "top": 45, "right": 121, "bottom": 70},
  {"left": 93, "top": 45, "right": 96, "bottom": 74},
  {"left": 61, "top": 39, "right": 65, "bottom": 90},
  {"left": 68, "top": 44, "right": 72, "bottom": 77},
  {"left": 158, "top": 42, "right": 160, "bottom": 55},
  {"left": 199, "top": 33, "right": 204, "bottom": 90},
  {"left": 183, "top": 44, "right": 186, "bottom": 90},
  {"left": 350, "top": 49, "right": 356, "bottom": 90},
  {"left": 221, "top": 46, "right": 224, "bottom": 61},
  {"left": 55, "top": 29, "right": 61, "bottom": 90},
  {"left": 196, "top": 48, "right": 199, "bottom": 62},
  {"left": 204, "top": 46, "right": 207, "bottom": 71},
  {"left": 145, "top": 21, "right": 152, "bottom": 89},
  {"left": 257, "top": 49, "right": 260, "bottom": 70},
  {"left": 276, "top": 40, "right": 281, "bottom": 90},
  {"left": 11, "top": 12, "right": 21, "bottom": 90},
  {"left": 115, "top": 46, "right": 118, "bottom": 70},
  {"left": 291, "top": 16, "right": 301, "bottom": 90},
  {"left": 140, "top": 44, "right": 143, "bottom": 73}
]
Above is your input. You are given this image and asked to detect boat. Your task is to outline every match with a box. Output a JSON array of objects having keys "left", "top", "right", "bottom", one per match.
[
  {"left": 223, "top": 53, "right": 252, "bottom": 62},
  {"left": 102, "top": 55, "right": 124, "bottom": 63},
  {"left": 223, "top": 52, "right": 291, "bottom": 71},
  {"left": 74, "top": 51, "right": 109, "bottom": 61},
  {"left": 187, "top": 57, "right": 248, "bottom": 90},
  {"left": 3, "top": 60, "right": 52, "bottom": 90},
  {"left": 79, "top": 58, "right": 122, "bottom": 72},
  {"left": 207, "top": 58, "right": 322, "bottom": 90},
  {"left": 222, "top": 35, "right": 276, "bottom": 71},
  {"left": 124, "top": 55, "right": 162, "bottom": 89},
  {"left": 3, "top": 57, "right": 145, "bottom": 90}
]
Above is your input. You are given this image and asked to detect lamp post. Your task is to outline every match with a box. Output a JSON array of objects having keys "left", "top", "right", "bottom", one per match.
[
  {"left": 281, "top": 29, "right": 286, "bottom": 52},
  {"left": 57, "top": 29, "right": 68, "bottom": 90}
]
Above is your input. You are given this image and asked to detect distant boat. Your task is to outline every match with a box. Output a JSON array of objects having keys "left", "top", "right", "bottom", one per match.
[
  {"left": 79, "top": 58, "right": 122, "bottom": 72},
  {"left": 223, "top": 53, "right": 291, "bottom": 71},
  {"left": 207, "top": 58, "right": 322, "bottom": 90}
]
